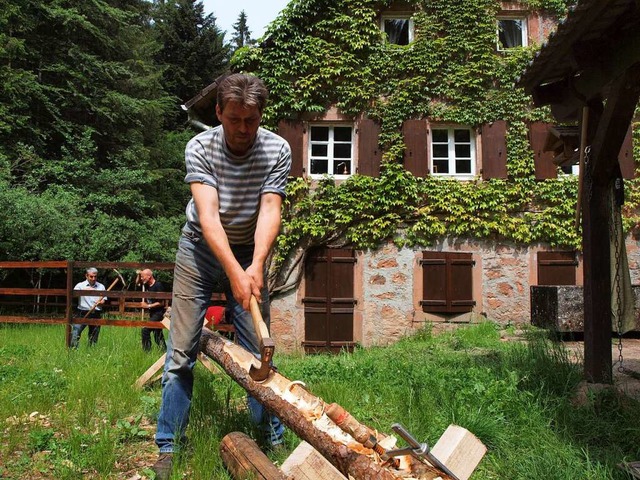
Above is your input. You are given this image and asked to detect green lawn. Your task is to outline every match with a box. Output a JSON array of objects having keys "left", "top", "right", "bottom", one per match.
[{"left": 0, "top": 322, "right": 638, "bottom": 479}]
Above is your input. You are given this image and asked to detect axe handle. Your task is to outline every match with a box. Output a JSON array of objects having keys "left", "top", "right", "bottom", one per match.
[{"left": 249, "top": 295, "right": 271, "bottom": 345}]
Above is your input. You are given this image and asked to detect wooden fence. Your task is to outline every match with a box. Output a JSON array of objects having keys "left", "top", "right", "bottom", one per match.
[{"left": 0, "top": 261, "right": 226, "bottom": 347}]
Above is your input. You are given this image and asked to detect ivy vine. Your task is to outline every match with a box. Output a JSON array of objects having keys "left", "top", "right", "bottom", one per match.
[{"left": 232, "top": 0, "right": 640, "bottom": 291}]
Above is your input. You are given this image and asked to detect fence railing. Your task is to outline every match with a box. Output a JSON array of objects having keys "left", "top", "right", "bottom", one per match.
[{"left": 0, "top": 261, "right": 226, "bottom": 346}]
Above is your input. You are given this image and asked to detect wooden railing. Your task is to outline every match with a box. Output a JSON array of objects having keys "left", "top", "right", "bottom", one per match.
[{"left": 0, "top": 261, "right": 227, "bottom": 346}]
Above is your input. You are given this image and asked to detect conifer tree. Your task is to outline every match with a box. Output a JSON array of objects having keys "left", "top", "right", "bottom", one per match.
[
  {"left": 152, "top": 0, "right": 228, "bottom": 129},
  {"left": 231, "top": 10, "right": 255, "bottom": 50}
]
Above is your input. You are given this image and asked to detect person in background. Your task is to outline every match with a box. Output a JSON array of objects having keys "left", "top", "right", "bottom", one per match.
[
  {"left": 71, "top": 267, "right": 106, "bottom": 348},
  {"left": 139, "top": 269, "right": 167, "bottom": 351},
  {"left": 151, "top": 73, "right": 291, "bottom": 479}
]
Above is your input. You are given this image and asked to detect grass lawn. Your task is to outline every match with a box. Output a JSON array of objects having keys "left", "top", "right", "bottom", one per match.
[{"left": 1, "top": 321, "right": 639, "bottom": 479}]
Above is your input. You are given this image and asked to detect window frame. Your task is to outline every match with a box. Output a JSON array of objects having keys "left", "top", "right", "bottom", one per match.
[
  {"left": 380, "top": 14, "right": 415, "bottom": 45},
  {"left": 430, "top": 125, "right": 477, "bottom": 179},
  {"left": 308, "top": 123, "right": 355, "bottom": 179},
  {"left": 496, "top": 16, "right": 528, "bottom": 51}
]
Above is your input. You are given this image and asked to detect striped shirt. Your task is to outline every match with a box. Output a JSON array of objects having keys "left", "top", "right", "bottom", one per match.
[{"left": 183, "top": 126, "right": 291, "bottom": 245}]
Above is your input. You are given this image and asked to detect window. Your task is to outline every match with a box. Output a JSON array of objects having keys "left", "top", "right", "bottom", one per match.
[
  {"left": 431, "top": 127, "right": 476, "bottom": 177},
  {"left": 420, "top": 251, "right": 475, "bottom": 314},
  {"left": 381, "top": 15, "right": 414, "bottom": 45},
  {"left": 309, "top": 125, "right": 353, "bottom": 177},
  {"left": 497, "top": 17, "right": 527, "bottom": 50}
]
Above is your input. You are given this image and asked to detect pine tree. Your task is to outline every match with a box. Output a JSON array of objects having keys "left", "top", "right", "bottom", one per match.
[
  {"left": 152, "top": 0, "right": 229, "bottom": 129},
  {"left": 231, "top": 10, "right": 254, "bottom": 50}
]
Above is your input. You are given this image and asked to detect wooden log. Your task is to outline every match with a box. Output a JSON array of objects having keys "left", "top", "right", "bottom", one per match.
[
  {"left": 220, "top": 431, "right": 286, "bottom": 480},
  {"left": 200, "top": 328, "right": 441, "bottom": 480}
]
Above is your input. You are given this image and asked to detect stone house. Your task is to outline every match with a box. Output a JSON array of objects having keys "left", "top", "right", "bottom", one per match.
[{"left": 186, "top": 0, "right": 639, "bottom": 353}]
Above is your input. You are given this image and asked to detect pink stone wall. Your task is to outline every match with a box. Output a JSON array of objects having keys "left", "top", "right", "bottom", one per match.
[{"left": 269, "top": 236, "right": 640, "bottom": 353}]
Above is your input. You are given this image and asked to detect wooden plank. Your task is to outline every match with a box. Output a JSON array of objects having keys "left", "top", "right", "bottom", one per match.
[
  {"left": 431, "top": 425, "right": 487, "bottom": 480},
  {"left": 281, "top": 441, "right": 347, "bottom": 480},
  {"left": 0, "top": 288, "right": 67, "bottom": 296},
  {"left": 0, "top": 261, "right": 68, "bottom": 268},
  {"left": 134, "top": 353, "right": 166, "bottom": 389},
  {"left": 219, "top": 431, "right": 286, "bottom": 480},
  {"left": 619, "top": 460, "right": 640, "bottom": 479},
  {"left": 0, "top": 316, "right": 67, "bottom": 325}
]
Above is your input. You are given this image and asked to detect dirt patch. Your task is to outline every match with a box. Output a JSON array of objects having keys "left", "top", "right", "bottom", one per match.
[{"left": 561, "top": 337, "right": 640, "bottom": 402}]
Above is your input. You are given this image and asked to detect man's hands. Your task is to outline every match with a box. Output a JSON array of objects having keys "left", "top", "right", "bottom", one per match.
[{"left": 229, "top": 262, "right": 264, "bottom": 311}]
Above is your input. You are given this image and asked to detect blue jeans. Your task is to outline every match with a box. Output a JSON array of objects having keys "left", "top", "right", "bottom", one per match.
[
  {"left": 70, "top": 310, "right": 101, "bottom": 348},
  {"left": 155, "top": 227, "right": 284, "bottom": 453}
]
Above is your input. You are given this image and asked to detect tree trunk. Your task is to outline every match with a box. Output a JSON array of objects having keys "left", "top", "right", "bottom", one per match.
[{"left": 199, "top": 328, "right": 412, "bottom": 480}]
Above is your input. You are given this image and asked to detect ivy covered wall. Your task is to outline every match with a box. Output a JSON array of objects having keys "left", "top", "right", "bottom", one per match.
[{"left": 233, "top": 0, "right": 640, "bottom": 291}]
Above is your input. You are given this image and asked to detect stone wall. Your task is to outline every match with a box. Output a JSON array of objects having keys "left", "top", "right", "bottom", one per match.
[{"left": 270, "top": 236, "right": 640, "bottom": 353}]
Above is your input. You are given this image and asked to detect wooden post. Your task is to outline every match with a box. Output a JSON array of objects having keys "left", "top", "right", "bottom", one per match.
[
  {"left": 583, "top": 65, "right": 640, "bottom": 383},
  {"left": 65, "top": 260, "right": 74, "bottom": 348}
]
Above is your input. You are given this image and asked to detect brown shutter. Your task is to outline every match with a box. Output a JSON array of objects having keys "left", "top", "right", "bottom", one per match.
[
  {"left": 529, "top": 122, "right": 557, "bottom": 180},
  {"left": 618, "top": 125, "right": 635, "bottom": 179},
  {"left": 303, "top": 248, "right": 355, "bottom": 353},
  {"left": 537, "top": 251, "right": 577, "bottom": 286},
  {"left": 481, "top": 121, "right": 507, "bottom": 179},
  {"left": 421, "top": 252, "right": 475, "bottom": 313},
  {"left": 277, "top": 120, "right": 304, "bottom": 177},
  {"left": 403, "top": 119, "right": 428, "bottom": 176},
  {"left": 448, "top": 252, "right": 475, "bottom": 312},
  {"left": 357, "top": 118, "right": 382, "bottom": 177},
  {"left": 421, "top": 251, "right": 447, "bottom": 312}
]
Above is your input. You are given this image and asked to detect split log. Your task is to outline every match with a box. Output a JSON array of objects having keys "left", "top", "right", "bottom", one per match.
[
  {"left": 200, "top": 328, "right": 449, "bottom": 480},
  {"left": 219, "top": 431, "right": 286, "bottom": 480}
]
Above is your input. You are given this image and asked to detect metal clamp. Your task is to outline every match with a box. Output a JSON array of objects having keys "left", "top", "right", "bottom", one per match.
[{"left": 381, "top": 423, "right": 460, "bottom": 480}]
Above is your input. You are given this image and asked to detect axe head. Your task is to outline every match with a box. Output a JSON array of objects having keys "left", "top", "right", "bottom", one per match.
[{"left": 249, "top": 337, "right": 275, "bottom": 382}]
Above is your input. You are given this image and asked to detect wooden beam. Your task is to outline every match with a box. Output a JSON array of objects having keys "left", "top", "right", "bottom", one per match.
[
  {"left": 589, "top": 63, "right": 640, "bottom": 179},
  {"left": 281, "top": 441, "right": 348, "bottom": 480},
  {"left": 0, "top": 288, "right": 67, "bottom": 296},
  {"left": 531, "top": 27, "right": 640, "bottom": 113},
  {"left": 581, "top": 64, "right": 640, "bottom": 383},
  {"left": 431, "top": 425, "right": 487, "bottom": 480},
  {"left": 581, "top": 98, "right": 610, "bottom": 384}
]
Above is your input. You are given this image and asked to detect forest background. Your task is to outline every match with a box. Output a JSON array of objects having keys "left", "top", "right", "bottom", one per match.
[{"left": 0, "top": 0, "right": 253, "bottom": 268}]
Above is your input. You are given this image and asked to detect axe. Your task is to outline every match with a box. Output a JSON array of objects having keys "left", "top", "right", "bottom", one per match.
[{"left": 248, "top": 295, "right": 275, "bottom": 382}]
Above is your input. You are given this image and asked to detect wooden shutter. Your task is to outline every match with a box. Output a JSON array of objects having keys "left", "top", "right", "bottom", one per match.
[
  {"left": 529, "top": 122, "right": 557, "bottom": 180},
  {"left": 303, "top": 248, "right": 356, "bottom": 353},
  {"left": 537, "top": 251, "right": 577, "bottom": 286},
  {"left": 357, "top": 118, "right": 382, "bottom": 177},
  {"left": 403, "top": 119, "right": 428, "bottom": 176},
  {"left": 277, "top": 120, "right": 304, "bottom": 177},
  {"left": 618, "top": 125, "right": 635, "bottom": 179},
  {"left": 420, "top": 252, "right": 475, "bottom": 313},
  {"left": 481, "top": 121, "right": 508, "bottom": 179}
]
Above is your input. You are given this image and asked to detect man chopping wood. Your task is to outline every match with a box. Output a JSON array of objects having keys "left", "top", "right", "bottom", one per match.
[{"left": 152, "top": 73, "right": 291, "bottom": 479}]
